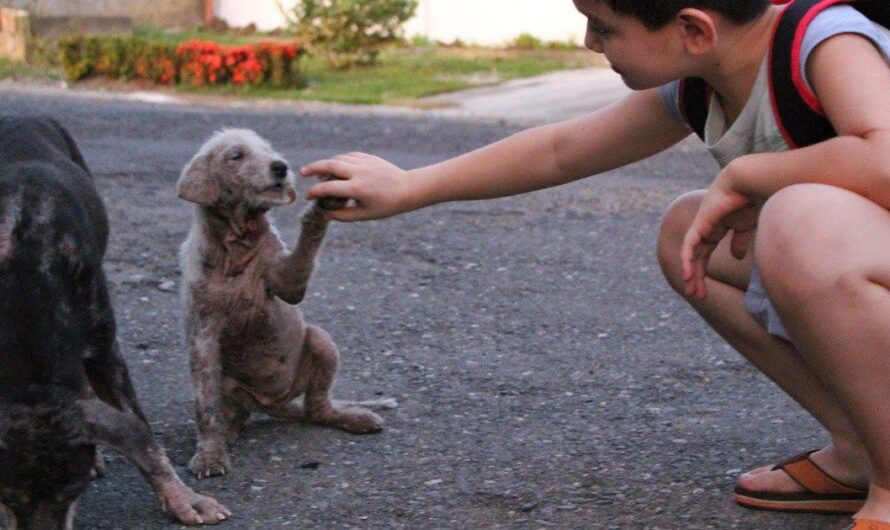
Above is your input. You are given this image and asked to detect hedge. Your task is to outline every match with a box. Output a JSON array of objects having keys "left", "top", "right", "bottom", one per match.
[{"left": 58, "top": 37, "right": 304, "bottom": 88}]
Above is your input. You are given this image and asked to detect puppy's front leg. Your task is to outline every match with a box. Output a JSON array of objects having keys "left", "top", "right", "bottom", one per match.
[
  {"left": 187, "top": 319, "right": 231, "bottom": 478},
  {"left": 271, "top": 202, "right": 335, "bottom": 304},
  {"left": 79, "top": 399, "right": 231, "bottom": 525}
]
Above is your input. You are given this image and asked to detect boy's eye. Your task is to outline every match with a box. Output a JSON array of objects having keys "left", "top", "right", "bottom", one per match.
[{"left": 588, "top": 20, "right": 611, "bottom": 35}]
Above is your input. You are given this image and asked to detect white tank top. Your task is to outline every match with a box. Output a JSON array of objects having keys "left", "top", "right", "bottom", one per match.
[{"left": 658, "top": 5, "right": 890, "bottom": 168}]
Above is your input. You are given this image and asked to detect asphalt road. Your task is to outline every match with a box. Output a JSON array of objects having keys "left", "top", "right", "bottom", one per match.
[{"left": 0, "top": 88, "right": 848, "bottom": 530}]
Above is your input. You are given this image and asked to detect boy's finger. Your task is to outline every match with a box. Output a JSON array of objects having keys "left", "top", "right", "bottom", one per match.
[
  {"left": 324, "top": 206, "right": 367, "bottom": 223},
  {"left": 680, "top": 232, "right": 699, "bottom": 281},
  {"left": 306, "top": 180, "right": 353, "bottom": 200},
  {"left": 300, "top": 159, "right": 353, "bottom": 178},
  {"left": 730, "top": 230, "right": 753, "bottom": 260}
]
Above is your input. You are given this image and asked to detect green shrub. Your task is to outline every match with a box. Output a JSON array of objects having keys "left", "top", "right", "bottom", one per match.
[
  {"left": 25, "top": 37, "right": 58, "bottom": 66},
  {"left": 545, "top": 39, "right": 581, "bottom": 51},
  {"left": 58, "top": 35, "right": 304, "bottom": 88},
  {"left": 59, "top": 36, "right": 179, "bottom": 83},
  {"left": 513, "top": 33, "right": 542, "bottom": 50},
  {"left": 285, "top": 0, "right": 418, "bottom": 69},
  {"left": 409, "top": 34, "right": 433, "bottom": 48},
  {"left": 58, "top": 38, "right": 96, "bottom": 81}
]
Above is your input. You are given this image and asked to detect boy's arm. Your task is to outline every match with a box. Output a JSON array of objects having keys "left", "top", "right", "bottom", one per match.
[
  {"left": 681, "top": 34, "right": 890, "bottom": 299},
  {"left": 725, "top": 34, "right": 890, "bottom": 205},
  {"left": 302, "top": 88, "right": 690, "bottom": 221}
]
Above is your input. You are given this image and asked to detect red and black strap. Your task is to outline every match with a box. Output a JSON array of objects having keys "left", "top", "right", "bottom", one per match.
[
  {"left": 679, "top": 0, "right": 889, "bottom": 148},
  {"left": 678, "top": 77, "right": 711, "bottom": 141},
  {"left": 770, "top": 0, "right": 889, "bottom": 147}
]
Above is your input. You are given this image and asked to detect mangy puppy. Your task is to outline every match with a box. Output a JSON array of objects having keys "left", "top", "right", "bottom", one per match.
[
  {"left": 0, "top": 117, "right": 229, "bottom": 528},
  {"left": 178, "top": 129, "right": 393, "bottom": 478}
]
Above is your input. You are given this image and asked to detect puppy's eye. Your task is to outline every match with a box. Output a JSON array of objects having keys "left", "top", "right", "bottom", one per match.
[{"left": 229, "top": 151, "right": 244, "bottom": 161}]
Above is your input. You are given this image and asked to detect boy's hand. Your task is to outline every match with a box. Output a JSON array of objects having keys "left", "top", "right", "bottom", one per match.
[
  {"left": 681, "top": 170, "right": 757, "bottom": 301},
  {"left": 301, "top": 153, "right": 413, "bottom": 222}
]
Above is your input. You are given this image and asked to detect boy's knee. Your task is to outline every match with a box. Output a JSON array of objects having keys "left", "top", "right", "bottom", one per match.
[
  {"left": 657, "top": 190, "right": 705, "bottom": 290},
  {"left": 755, "top": 184, "right": 845, "bottom": 295}
]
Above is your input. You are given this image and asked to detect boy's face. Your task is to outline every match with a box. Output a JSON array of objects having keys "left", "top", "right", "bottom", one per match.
[{"left": 573, "top": 0, "right": 687, "bottom": 90}]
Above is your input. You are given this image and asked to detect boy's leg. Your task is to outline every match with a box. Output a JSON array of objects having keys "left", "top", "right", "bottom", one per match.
[
  {"left": 658, "top": 191, "right": 869, "bottom": 492},
  {"left": 756, "top": 184, "right": 890, "bottom": 521}
]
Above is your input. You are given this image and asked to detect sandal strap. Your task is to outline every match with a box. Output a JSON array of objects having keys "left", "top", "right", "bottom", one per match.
[{"left": 775, "top": 450, "right": 864, "bottom": 495}]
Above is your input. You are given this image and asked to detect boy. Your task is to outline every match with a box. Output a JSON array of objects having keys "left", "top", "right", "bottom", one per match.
[{"left": 301, "top": 0, "right": 890, "bottom": 526}]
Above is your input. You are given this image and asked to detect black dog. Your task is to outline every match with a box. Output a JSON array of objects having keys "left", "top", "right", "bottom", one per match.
[{"left": 0, "top": 117, "right": 230, "bottom": 529}]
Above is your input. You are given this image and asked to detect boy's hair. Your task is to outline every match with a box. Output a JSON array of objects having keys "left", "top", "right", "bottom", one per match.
[{"left": 600, "top": 0, "right": 772, "bottom": 29}]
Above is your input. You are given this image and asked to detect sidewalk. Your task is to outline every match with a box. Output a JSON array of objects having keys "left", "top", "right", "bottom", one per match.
[
  {"left": 421, "top": 67, "right": 630, "bottom": 124},
  {"left": 0, "top": 67, "right": 630, "bottom": 126}
]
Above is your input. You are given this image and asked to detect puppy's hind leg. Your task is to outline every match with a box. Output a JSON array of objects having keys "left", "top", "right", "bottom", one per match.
[
  {"left": 295, "top": 325, "right": 384, "bottom": 434},
  {"left": 219, "top": 381, "right": 255, "bottom": 444}
]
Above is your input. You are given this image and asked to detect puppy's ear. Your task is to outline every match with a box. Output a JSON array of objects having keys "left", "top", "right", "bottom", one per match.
[{"left": 178, "top": 152, "right": 219, "bottom": 206}]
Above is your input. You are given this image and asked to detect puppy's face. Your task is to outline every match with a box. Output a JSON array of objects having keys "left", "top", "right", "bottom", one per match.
[
  {"left": 178, "top": 129, "right": 297, "bottom": 211},
  {"left": 0, "top": 400, "right": 96, "bottom": 530}
]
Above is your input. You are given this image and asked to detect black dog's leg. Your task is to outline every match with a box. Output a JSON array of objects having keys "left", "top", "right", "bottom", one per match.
[
  {"left": 82, "top": 270, "right": 147, "bottom": 422},
  {"left": 79, "top": 399, "right": 230, "bottom": 525},
  {"left": 81, "top": 272, "right": 230, "bottom": 525}
]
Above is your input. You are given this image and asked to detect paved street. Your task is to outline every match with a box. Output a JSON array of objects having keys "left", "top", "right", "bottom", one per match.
[{"left": 0, "top": 86, "right": 847, "bottom": 529}]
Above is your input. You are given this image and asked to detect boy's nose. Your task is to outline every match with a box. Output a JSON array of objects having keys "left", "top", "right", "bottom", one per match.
[{"left": 585, "top": 33, "right": 604, "bottom": 53}]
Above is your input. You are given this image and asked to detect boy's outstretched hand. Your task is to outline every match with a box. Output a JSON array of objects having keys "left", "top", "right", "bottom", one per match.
[
  {"left": 301, "top": 152, "right": 415, "bottom": 222},
  {"left": 681, "top": 169, "right": 758, "bottom": 301}
]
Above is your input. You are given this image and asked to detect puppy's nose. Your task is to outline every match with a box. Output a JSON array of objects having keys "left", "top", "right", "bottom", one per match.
[{"left": 271, "top": 160, "right": 289, "bottom": 181}]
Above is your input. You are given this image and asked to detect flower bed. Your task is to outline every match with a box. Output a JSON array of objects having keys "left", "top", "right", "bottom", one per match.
[{"left": 58, "top": 36, "right": 304, "bottom": 88}]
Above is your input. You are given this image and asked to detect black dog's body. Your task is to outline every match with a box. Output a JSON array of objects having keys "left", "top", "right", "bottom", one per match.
[{"left": 0, "top": 117, "right": 228, "bottom": 529}]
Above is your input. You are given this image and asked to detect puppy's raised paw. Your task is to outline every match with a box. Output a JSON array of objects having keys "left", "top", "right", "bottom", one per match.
[{"left": 316, "top": 174, "right": 349, "bottom": 211}]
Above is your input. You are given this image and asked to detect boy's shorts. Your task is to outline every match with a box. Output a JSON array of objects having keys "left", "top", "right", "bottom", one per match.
[{"left": 743, "top": 266, "right": 792, "bottom": 342}]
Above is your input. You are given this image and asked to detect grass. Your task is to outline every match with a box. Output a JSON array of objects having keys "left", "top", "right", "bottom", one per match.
[
  {"left": 0, "top": 58, "right": 63, "bottom": 82},
  {"left": 1, "top": 28, "right": 606, "bottom": 106},
  {"left": 181, "top": 46, "right": 605, "bottom": 105},
  {"left": 133, "top": 26, "right": 270, "bottom": 47}
]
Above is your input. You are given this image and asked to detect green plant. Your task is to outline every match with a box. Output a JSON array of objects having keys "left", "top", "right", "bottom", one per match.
[
  {"left": 409, "top": 34, "right": 432, "bottom": 48},
  {"left": 58, "top": 37, "right": 95, "bottom": 81},
  {"left": 545, "top": 39, "right": 581, "bottom": 51},
  {"left": 512, "top": 33, "right": 542, "bottom": 50},
  {"left": 25, "top": 36, "right": 57, "bottom": 66},
  {"left": 285, "top": 0, "right": 418, "bottom": 69}
]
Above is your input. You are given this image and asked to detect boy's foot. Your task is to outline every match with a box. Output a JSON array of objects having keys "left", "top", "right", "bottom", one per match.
[
  {"left": 734, "top": 448, "right": 868, "bottom": 514},
  {"left": 849, "top": 483, "right": 890, "bottom": 528}
]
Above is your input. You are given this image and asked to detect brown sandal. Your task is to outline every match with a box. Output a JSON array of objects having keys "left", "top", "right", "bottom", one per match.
[{"left": 734, "top": 450, "right": 867, "bottom": 514}]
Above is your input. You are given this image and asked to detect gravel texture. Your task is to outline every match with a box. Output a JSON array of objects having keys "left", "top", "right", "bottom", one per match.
[{"left": 0, "top": 88, "right": 848, "bottom": 529}]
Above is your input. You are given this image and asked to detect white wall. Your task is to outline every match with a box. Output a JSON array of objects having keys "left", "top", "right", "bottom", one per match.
[
  {"left": 216, "top": 0, "right": 297, "bottom": 31},
  {"left": 405, "top": 0, "right": 585, "bottom": 46},
  {"left": 217, "top": 0, "right": 586, "bottom": 46}
]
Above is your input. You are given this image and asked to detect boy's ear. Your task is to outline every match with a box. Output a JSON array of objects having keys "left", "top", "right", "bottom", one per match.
[
  {"left": 178, "top": 151, "right": 220, "bottom": 206},
  {"left": 677, "top": 8, "right": 718, "bottom": 56}
]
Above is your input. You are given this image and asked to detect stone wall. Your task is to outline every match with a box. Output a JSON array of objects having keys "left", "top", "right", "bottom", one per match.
[
  {"left": 32, "top": 16, "right": 132, "bottom": 40},
  {"left": 0, "top": 8, "right": 28, "bottom": 61},
  {"left": 2, "top": 0, "right": 202, "bottom": 28}
]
